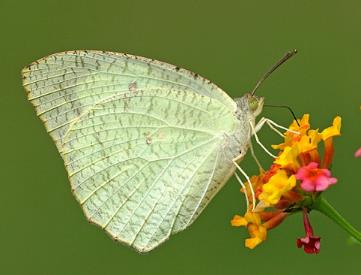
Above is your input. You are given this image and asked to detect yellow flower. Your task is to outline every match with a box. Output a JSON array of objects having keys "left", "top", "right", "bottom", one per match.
[
  {"left": 298, "top": 129, "right": 322, "bottom": 153},
  {"left": 320, "top": 116, "right": 341, "bottom": 140},
  {"left": 231, "top": 212, "right": 267, "bottom": 249},
  {"left": 273, "top": 118, "right": 323, "bottom": 171},
  {"left": 289, "top": 113, "right": 311, "bottom": 134},
  {"left": 272, "top": 114, "right": 310, "bottom": 150},
  {"left": 246, "top": 224, "right": 267, "bottom": 249},
  {"left": 274, "top": 145, "right": 300, "bottom": 170},
  {"left": 231, "top": 215, "right": 248, "bottom": 227},
  {"left": 259, "top": 170, "right": 296, "bottom": 206}
]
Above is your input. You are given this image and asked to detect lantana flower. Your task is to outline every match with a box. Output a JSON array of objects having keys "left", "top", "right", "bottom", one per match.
[
  {"left": 258, "top": 169, "right": 296, "bottom": 206},
  {"left": 295, "top": 162, "right": 337, "bottom": 192},
  {"left": 297, "top": 209, "right": 321, "bottom": 254},
  {"left": 231, "top": 114, "right": 361, "bottom": 253}
]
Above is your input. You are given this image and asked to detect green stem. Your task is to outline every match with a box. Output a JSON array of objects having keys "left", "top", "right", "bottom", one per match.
[{"left": 312, "top": 195, "right": 361, "bottom": 243}]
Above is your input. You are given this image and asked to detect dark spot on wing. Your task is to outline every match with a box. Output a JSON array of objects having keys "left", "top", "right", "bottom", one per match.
[{"left": 128, "top": 81, "right": 138, "bottom": 93}]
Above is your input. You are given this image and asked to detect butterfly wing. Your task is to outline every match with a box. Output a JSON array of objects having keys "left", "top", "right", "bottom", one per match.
[{"left": 22, "top": 51, "right": 241, "bottom": 252}]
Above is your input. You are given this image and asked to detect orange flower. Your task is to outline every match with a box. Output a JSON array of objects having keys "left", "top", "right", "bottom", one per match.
[
  {"left": 231, "top": 211, "right": 289, "bottom": 249},
  {"left": 272, "top": 114, "right": 310, "bottom": 150},
  {"left": 274, "top": 145, "right": 300, "bottom": 171},
  {"left": 320, "top": 116, "right": 341, "bottom": 140},
  {"left": 321, "top": 116, "right": 341, "bottom": 168},
  {"left": 298, "top": 130, "right": 321, "bottom": 153},
  {"left": 231, "top": 212, "right": 267, "bottom": 249}
]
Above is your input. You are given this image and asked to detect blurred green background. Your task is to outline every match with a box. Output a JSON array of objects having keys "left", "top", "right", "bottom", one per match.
[{"left": 1, "top": 0, "right": 360, "bottom": 274}]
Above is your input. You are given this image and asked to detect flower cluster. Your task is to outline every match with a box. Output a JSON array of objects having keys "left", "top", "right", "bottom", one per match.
[{"left": 231, "top": 114, "right": 341, "bottom": 253}]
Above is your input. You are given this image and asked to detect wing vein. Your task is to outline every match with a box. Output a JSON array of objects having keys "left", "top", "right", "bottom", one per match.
[
  {"left": 140, "top": 143, "right": 218, "bottom": 249},
  {"left": 185, "top": 148, "right": 220, "bottom": 227}
]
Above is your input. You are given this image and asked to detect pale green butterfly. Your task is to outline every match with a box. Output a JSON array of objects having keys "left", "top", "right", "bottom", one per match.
[{"left": 22, "top": 50, "right": 296, "bottom": 252}]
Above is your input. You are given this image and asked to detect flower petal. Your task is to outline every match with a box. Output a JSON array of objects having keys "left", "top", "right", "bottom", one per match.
[
  {"left": 355, "top": 147, "right": 361, "bottom": 158},
  {"left": 321, "top": 116, "right": 341, "bottom": 140},
  {"left": 259, "top": 170, "right": 296, "bottom": 206},
  {"left": 296, "top": 162, "right": 337, "bottom": 192},
  {"left": 245, "top": 224, "right": 267, "bottom": 249},
  {"left": 274, "top": 145, "right": 300, "bottom": 171},
  {"left": 315, "top": 176, "right": 337, "bottom": 191},
  {"left": 297, "top": 235, "right": 321, "bottom": 254},
  {"left": 231, "top": 215, "right": 248, "bottom": 227},
  {"left": 300, "top": 179, "right": 315, "bottom": 192},
  {"left": 245, "top": 237, "right": 263, "bottom": 249}
]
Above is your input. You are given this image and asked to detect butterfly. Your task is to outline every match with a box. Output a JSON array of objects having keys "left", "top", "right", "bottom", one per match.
[{"left": 22, "top": 50, "right": 296, "bottom": 252}]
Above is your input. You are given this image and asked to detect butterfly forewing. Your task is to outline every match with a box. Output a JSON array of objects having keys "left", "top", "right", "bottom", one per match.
[{"left": 22, "top": 51, "right": 242, "bottom": 252}]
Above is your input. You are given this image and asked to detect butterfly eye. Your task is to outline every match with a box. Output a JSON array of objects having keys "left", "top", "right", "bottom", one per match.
[{"left": 248, "top": 97, "right": 259, "bottom": 112}]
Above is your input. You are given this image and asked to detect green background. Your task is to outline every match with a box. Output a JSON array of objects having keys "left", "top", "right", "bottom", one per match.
[{"left": 1, "top": 0, "right": 360, "bottom": 274}]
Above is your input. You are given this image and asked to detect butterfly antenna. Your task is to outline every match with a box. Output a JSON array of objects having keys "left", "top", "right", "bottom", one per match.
[{"left": 251, "top": 49, "right": 298, "bottom": 96}]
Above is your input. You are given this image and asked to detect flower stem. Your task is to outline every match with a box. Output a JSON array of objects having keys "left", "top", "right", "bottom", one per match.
[{"left": 312, "top": 195, "right": 361, "bottom": 243}]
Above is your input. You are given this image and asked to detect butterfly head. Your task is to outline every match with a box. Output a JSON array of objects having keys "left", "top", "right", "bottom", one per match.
[
  {"left": 247, "top": 93, "right": 264, "bottom": 117},
  {"left": 234, "top": 93, "right": 264, "bottom": 121}
]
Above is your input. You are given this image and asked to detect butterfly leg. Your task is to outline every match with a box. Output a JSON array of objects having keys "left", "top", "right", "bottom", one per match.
[
  {"left": 255, "top": 117, "right": 299, "bottom": 136},
  {"left": 232, "top": 159, "right": 256, "bottom": 211},
  {"left": 233, "top": 172, "right": 250, "bottom": 210},
  {"left": 249, "top": 120, "right": 278, "bottom": 159},
  {"left": 249, "top": 140, "right": 265, "bottom": 171}
]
